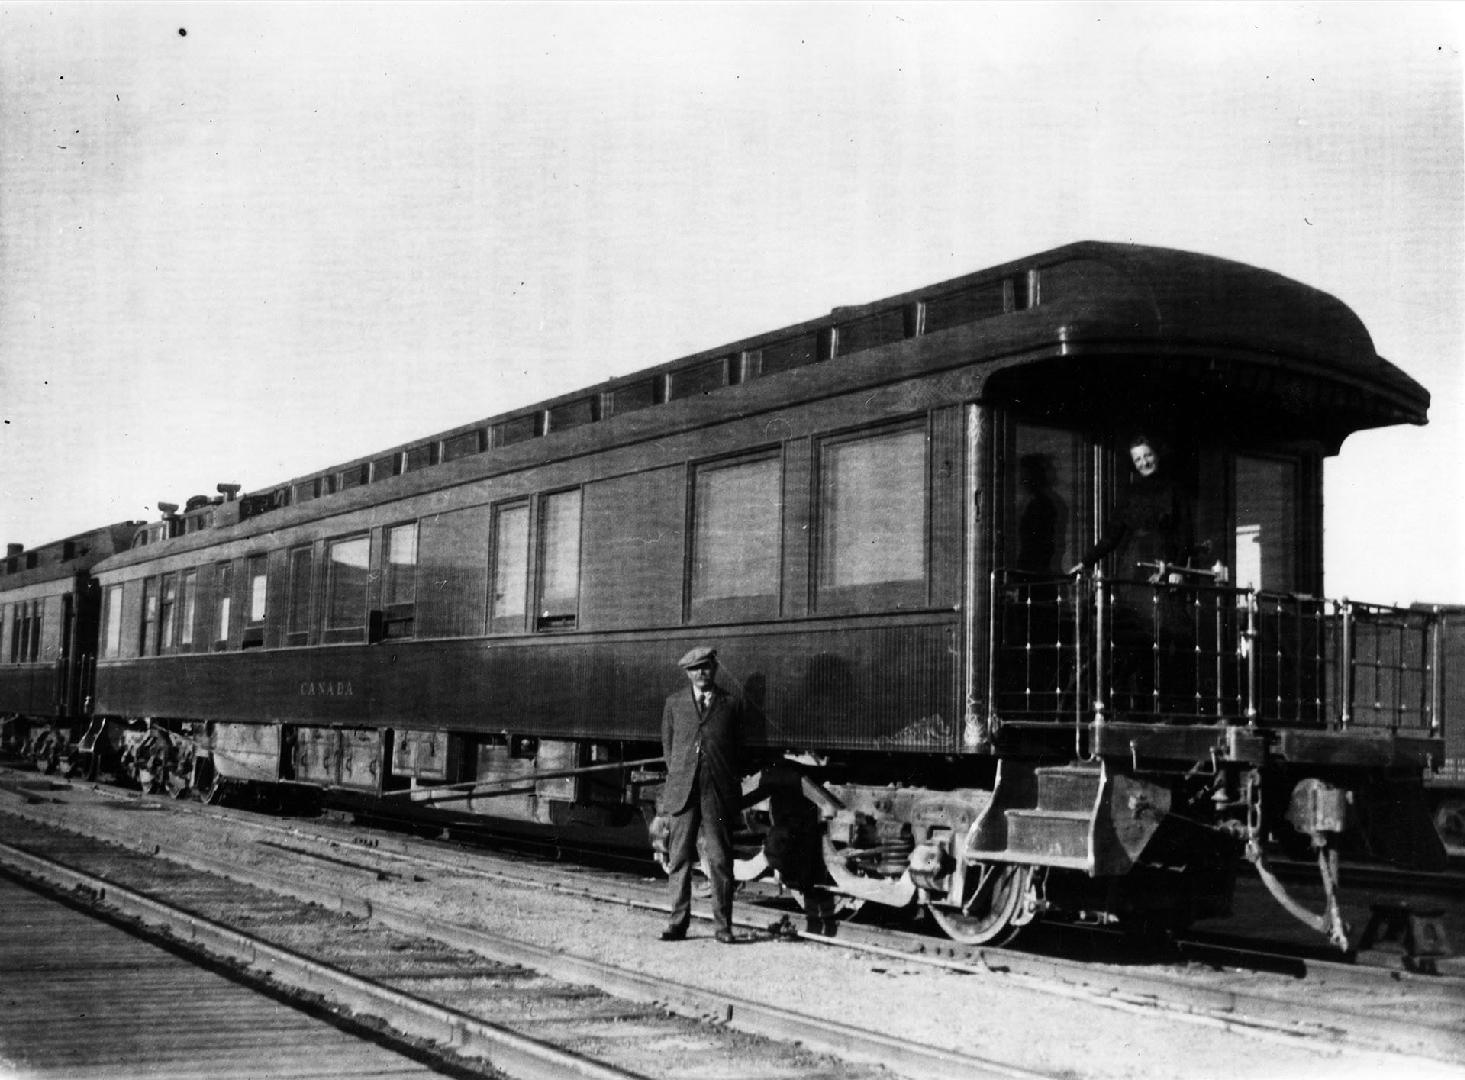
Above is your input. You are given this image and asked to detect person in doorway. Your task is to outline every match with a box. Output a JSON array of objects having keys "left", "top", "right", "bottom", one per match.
[
  {"left": 659, "top": 646, "right": 745, "bottom": 944},
  {"left": 1070, "top": 435, "right": 1198, "bottom": 713}
]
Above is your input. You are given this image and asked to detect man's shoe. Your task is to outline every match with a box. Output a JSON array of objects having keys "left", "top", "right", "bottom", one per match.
[
  {"left": 660, "top": 926, "right": 687, "bottom": 941},
  {"left": 714, "top": 929, "right": 736, "bottom": 944}
]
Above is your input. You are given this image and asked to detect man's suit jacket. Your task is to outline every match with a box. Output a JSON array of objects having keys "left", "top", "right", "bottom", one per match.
[{"left": 661, "top": 685, "right": 743, "bottom": 815}]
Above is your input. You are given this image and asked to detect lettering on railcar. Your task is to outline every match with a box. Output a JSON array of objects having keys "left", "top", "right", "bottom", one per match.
[{"left": 299, "top": 681, "right": 355, "bottom": 697}]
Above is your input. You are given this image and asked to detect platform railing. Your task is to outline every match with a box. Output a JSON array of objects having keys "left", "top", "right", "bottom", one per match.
[{"left": 989, "top": 569, "right": 1444, "bottom": 735}]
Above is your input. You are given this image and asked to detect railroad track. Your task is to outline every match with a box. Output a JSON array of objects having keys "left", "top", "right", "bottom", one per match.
[
  {"left": 4, "top": 768, "right": 1463, "bottom": 1075},
  {"left": 0, "top": 805, "right": 1032, "bottom": 1080}
]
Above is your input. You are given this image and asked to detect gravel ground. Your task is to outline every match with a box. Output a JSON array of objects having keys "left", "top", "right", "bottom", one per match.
[{"left": 14, "top": 784, "right": 1465, "bottom": 1080}]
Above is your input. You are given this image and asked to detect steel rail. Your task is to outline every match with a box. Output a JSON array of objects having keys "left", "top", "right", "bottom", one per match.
[
  {"left": 0, "top": 800, "right": 1039, "bottom": 1080},
  {"left": 0, "top": 839, "right": 637, "bottom": 1080}
]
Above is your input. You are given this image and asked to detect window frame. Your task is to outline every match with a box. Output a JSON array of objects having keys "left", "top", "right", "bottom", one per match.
[
  {"left": 687, "top": 449, "right": 784, "bottom": 624},
  {"left": 379, "top": 521, "right": 419, "bottom": 639},
  {"left": 812, "top": 419, "right": 931, "bottom": 615},
  {"left": 534, "top": 488, "right": 583, "bottom": 632},
  {"left": 323, "top": 533, "right": 372, "bottom": 644},
  {"left": 286, "top": 545, "right": 315, "bottom": 646},
  {"left": 489, "top": 500, "right": 531, "bottom": 635}
]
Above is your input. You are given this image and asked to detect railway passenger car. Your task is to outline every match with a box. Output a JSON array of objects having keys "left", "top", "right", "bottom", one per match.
[
  {"left": 0, "top": 523, "right": 139, "bottom": 770},
  {"left": 29, "top": 242, "right": 1455, "bottom": 947}
]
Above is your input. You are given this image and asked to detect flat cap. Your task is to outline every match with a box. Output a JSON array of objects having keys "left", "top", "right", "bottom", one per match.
[{"left": 678, "top": 645, "right": 717, "bottom": 669}]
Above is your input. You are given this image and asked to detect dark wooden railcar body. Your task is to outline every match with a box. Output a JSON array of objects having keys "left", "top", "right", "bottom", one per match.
[
  {"left": 0, "top": 524, "right": 138, "bottom": 759},
  {"left": 70, "top": 241, "right": 1447, "bottom": 944}
]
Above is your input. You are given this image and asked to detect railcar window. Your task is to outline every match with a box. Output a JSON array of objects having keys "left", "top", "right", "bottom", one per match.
[
  {"left": 1003, "top": 422, "right": 1086, "bottom": 577},
  {"left": 325, "top": 536, "right": 370, "bottom": 637},
  {"left": 547, "top": 398, "right": 596, "bottom": 433},
  {"left": 27, "top": 600, "right": 39, "bottom": 661},
  {"left": 287, "top": 546, "right": 313, "bottom": 644},
  {"left": 0, "top": 604, "right": 6, "bottom": 662},
  {"left": 102, "top": 584, "right": 122, "bottom": 658},
  {"left": 215, "top": 562, "right": 233, "bottom": 648},
  {"left": 140, "top": 578, "right": 160, "bottom": 657},
  {"left": 339, "top": 463, "right": 369, "bottom": 491},
  {"left": 381, "top": 522, "right": 418, "bottom": 639},
  {"left": 372, "top": 453, "right": 400, "bottom": 483},
  {"left": 758, "top": 333, "right": 819, "bottom": 376},
  {"left": 668, "top": 357, "right": 728, "bottom": 401},
  {"left": 179, "top": 570, "right": 197, "bottom": 649},
  {"left": 691, "top": 455, "right": 781, "bottom": 620},
  {"left": 536, "top": 490, "right": 581, "bottom": 630},
  {"left": 159, "top": 573, "right": 178, "bottom": 653},
  {"left": 490, "top": 503, "right": 530, "bottom": 634},
  {"left": 924, "top": 279, "right": 1013, "bottom": 334},
  {"left": 608, "top": 378, "right": 659, "bottom": 416},
  {"left": 441, "top": 429, "right": 484, "bottom": 462},
  {"left": 816, "top": 425, "right": 928, "bottom": 611},
  {"left": 496, "top": 414, "right": 541, "bottom": 447},
  {"left": 5, "top": 605, "right": 16, "bottom": 663},
  {"left": 1234, "top": 455, "right": 1298, "bottom": 592},
  {"left": 403, "top": 443, "right": 437, "bottom": 473},
  {"left": 835, "top": 309, "right": 907, "bottom": 357},
  {"left": 242, "top": 555, "right": 268, "bottom": 648}
]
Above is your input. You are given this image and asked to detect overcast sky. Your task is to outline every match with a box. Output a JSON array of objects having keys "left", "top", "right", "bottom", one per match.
[{"left": 2, "top": 2, "right": 1461, "bottom": 604}]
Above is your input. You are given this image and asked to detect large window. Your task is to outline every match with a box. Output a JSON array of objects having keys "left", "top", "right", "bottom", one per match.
[
  {"left": 536, "top": 490, "right": 581, "bottom": 630},
  {"left": 691, "top": 454, "right": 781, "bottom": 620},
  {"left": 1234, "top": 455, "right": 1297, "bottom": 592},
  {"left": 326, "top": 535, "right": 371, "bottom": 637},
  {"left": 287, "top": 546, "right": 313, "bottom": 644},
  {"left": 490, "top": 503, "right": 530, "bottom": 633},
  {"left": 817, "top": 425, "right": 928, "bottom": 610},
  {"left": 158, "top": 574, "right": 178, "bottom": 653}
]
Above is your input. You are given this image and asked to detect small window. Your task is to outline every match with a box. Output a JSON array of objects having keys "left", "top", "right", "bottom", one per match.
[
  {"left": 490, "top": 503, "right": 530, "bottom": 634},
  {"left": 381, "top": 523, "right": 418, "bottom": 639},
  {"left": 495, "top": 414, "right": 541, "bottom": 447},
  {"left": 179, "top": 570, "right": 197, "bottom": 649},
  {"left": 287, "top": 547, "right": 313, "bottom": 644},
  {"left": 547, "top": 397, "right": 596, "bottom": 433},
  {"left": 608, "top": 378, "right": 659, "bottom": 416},
  {"left": 102, "top": 586, "right": 123, "bottom": 659},
  {"left": 835, "top": 309, "right": 907, "bottom": 356},
  {"left": 215, "top": 561, "right": 233, "bottom": 648},
  {"left": 140, "top": 577, "right": 160, "bottom": 657},
  {"left": 668, "top": 358, "right": 728, "bottom": 401},
  {"left": 817, "top": 424, "right": 928, "bottom": 612},
  {"left": 924, "top": 280, "right": 1009, "bottom": 334},
  {"left": 691, "top": 455, "right": 782, "bottom": 621},
  {"left": 403, "top": 443, "right": 437, "bottom": 473},
  {"left": 537, "top": 490, "right": 582, "bottom": 630},
  {"left": 339, "top": 463, "right": 370, "bottom": 491},
  {"left": 158, "top": 573, "right": 178, "bottom": 653},
  {"left": 242, "top": 555, "right": 268, "bottom": 648},
  {"left": 372, "top": 454, "right": 401, "bottom": 483},
  {"left": 758, "top": 333, "right": 819, "bottom": 375},
  {"left": 325, "top": 535, "right": 370, "bottom": 638},
  {"left": 442, "top": 429, "right": 484, "bottom": 462}
]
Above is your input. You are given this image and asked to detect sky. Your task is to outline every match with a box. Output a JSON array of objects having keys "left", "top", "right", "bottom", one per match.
[{"left": 1, "top": 2, "right": 1461, "bottom": 605}]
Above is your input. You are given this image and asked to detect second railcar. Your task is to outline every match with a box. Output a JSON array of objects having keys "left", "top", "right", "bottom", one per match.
[{"left": 85, "top": 241, "right": 1447, "bottom": 947}]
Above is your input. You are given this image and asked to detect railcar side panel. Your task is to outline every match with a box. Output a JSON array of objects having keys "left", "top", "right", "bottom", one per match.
[{"left": 94, "top": 616, "right": 960, "bottom": 753}]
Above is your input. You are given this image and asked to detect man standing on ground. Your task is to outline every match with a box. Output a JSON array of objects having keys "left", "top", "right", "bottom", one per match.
[{"left": 659, "top": 645, "right": 743, "bottom": 943}]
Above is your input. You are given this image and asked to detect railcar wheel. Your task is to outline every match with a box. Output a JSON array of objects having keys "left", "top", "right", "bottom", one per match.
[{"left": 928, "top": 863, "right": 1032, "bottom": 946}]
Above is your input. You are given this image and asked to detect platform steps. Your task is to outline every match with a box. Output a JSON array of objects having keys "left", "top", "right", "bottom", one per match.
[{"left": 1002, "top": 764, "right": 1103, "bottom": 869}]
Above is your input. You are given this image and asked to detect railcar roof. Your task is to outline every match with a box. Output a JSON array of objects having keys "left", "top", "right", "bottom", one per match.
[{"left": 100, "top": 241, "right": 1434, "bottom": 556}]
